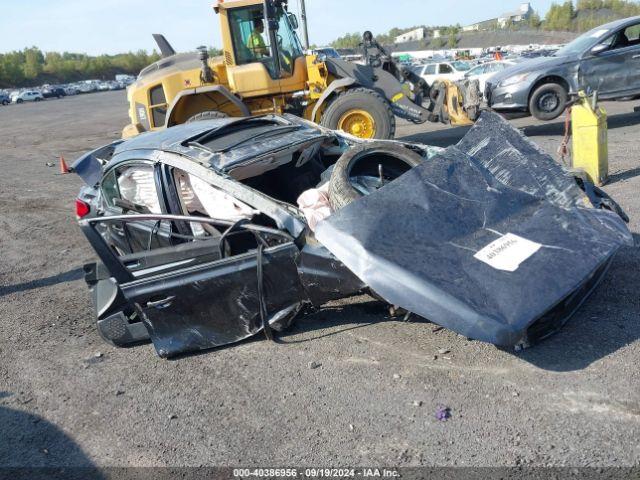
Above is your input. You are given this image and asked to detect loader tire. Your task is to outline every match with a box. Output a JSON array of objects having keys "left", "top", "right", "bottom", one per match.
[
  {"left": 320, "top": 88, "right": 395, "bottom": 140},
  {"left": 186, "top": 110, "right": 229, "bottom": 123},
  {"left": 328, "top": 142, "right": 423, "bottom": 210}
]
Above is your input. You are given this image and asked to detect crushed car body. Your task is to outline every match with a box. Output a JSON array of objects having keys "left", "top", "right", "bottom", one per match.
[{"left": 73, "top": 112, "right": 632, "bottom": 357}]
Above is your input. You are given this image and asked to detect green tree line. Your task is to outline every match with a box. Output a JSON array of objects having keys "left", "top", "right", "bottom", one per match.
[
  {"left": 330, "top": 25, "right": 463, "bottom": 50},
  {"left": 0, "top": 48, "right": 161, "bottom": 89},
  {"left": 544, "top": 0, "right": 640, "bottom": 31},
  {"left": 329, "top": 0, "right": 640, "bottom": 49}
]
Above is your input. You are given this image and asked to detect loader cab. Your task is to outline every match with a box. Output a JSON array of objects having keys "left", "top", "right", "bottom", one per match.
[{"left": 216, "top": 0, "right": 305, "bottom": 96}]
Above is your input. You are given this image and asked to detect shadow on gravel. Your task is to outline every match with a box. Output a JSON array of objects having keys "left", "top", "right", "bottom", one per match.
[
  {"left": 522, "top": 110, "right": 640, "bottom": 137},
  {"left": 607, "top": 166, "right": 640, "bottom": 185},
  {"left": 0, "top": 267, "right": 84, "bottom": 297},
  {"left": 278, "top": 300, "right": 399, "bottom": 344},
  {"left": 0, "top": 396, "right": 104, "bottom": 480}
]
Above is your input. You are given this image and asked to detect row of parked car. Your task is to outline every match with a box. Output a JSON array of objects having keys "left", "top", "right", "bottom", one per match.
[
  {"left": 408, "top": 16, "right": 640, "bottom": 120},
  {"left": 0, "top": 76, "right": 135, "bottom": 106},
  {"left": 410, "top": 56, "right": 535, "bottom": 98}
]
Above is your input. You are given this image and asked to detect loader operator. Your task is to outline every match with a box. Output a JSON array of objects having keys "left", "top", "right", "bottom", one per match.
[{"left": 247, "top": 19, "right": 269, "bottom": 58}]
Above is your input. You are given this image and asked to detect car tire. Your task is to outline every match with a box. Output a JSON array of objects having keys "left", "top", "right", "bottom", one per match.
[
  {"left": 320, "top": 87, "right": 396, "bottom": 140},
  {"left": 1, "top": 100, "right": 8, "bottom": 106},
  {"left": 529, "top": 83, "right": 567, "bottom": 121},
  {"left": 186, "top": 110, "right": 229, "bottom": 123},
  {"left": 16, "top": 99, "right": 23, "bottom": 104},
  {"left": 34, "top": 97, "right": 42, "bottom": 102},
  {"left": 328, "top": 142, "right": 423, "bottom": 210}
]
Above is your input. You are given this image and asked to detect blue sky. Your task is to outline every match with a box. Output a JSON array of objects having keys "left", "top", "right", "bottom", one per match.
[{"left": 0, "top": 0, "right": 559, "bottom": 55}]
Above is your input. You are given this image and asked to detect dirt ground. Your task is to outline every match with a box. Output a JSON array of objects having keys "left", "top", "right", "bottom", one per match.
[{"left": 1, "top": 91, "right": 639, "bottom": 469}]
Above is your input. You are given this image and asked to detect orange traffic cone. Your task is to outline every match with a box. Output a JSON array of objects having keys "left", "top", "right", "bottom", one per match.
[{"left": 59, "top": 155, "right": 70, "bottom": 174}]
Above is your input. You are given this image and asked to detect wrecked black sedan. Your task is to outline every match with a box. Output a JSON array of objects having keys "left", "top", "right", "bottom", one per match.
[{"left": 73, "top": 112, "right": 632, "bottom": 358}]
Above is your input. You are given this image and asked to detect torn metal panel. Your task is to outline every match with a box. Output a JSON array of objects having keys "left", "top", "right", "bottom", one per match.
[
  {"left": 315, "top": 112, "right": 632, "bottom": 347},
  {"left": 121, "top": 242, "right": 306, "bottom": 358},
  {"left": 457, "top": 112, "right": 590, "bottom": 209},
  {"left": 297, "top": 240, "right": 366, "bottom": 307},
  {"left": 457, "top": 112, "right": 632, "bottom": 241}
]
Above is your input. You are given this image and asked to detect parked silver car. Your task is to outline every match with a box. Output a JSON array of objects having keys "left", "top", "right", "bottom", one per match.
[{"left": 487, "top": 16, "right": 640, "bottom": 120}]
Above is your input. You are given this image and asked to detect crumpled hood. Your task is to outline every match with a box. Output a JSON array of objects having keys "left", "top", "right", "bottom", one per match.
[{"left": 315, "top": 112, "right": 632, "bottom": 347}]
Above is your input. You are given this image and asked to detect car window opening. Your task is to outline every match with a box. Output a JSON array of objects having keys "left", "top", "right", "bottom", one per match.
[
  {"left": 238, "top": 146, "right": 336, "bottom": 207},
  {"left": 172, "top": 168, "right": 284, "bottom": 258}
]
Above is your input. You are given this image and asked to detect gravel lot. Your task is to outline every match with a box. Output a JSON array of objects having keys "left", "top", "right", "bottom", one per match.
[{"left": 1, "top": 91, "right": 639, "bottom": 469}]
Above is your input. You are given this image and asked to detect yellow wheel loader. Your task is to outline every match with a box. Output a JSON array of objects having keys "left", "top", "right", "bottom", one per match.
[{"left": 122, "top": 0, "right": 481, "bottom": 140}]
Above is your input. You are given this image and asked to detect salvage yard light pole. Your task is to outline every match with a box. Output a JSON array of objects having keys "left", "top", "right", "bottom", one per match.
[{"left": 299, "top": 0, "right": 310, "bottom": 49}]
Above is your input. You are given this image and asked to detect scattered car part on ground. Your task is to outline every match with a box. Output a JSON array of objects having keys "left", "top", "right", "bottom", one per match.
[
  {"left": 486, "top": 16, "right": 640, "bottom": 121},
  {"left": 73, "top": 111, "right": 631, "bottom": 358}
]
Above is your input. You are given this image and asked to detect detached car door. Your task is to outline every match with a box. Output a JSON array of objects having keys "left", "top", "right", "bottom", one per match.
[{"left": 80, "top": 214, "right": 306, "bottom": 357}]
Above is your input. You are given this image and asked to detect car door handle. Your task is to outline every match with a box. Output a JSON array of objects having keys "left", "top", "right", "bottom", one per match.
[
  {"left": 145, "top": 296, "right": 176, "bottom": 309},
  {"left": 633, "top": 54, "right": 640, "bottom": 59}
]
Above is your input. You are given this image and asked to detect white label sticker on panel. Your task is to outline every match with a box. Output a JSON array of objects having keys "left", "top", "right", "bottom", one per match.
[{"left": 474, "top": 233, "right": 541, "bottom": 272}]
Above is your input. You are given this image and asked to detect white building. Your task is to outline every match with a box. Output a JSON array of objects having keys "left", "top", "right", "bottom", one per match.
[
  {"left": 498, "top": 3, "right": 533, "bottom": 27},
  {"left": 463, "top": 3, "right": 533, "bottom": 31},
  {"left": 394, "top": 28, "right": 427, "bottom": 44}
]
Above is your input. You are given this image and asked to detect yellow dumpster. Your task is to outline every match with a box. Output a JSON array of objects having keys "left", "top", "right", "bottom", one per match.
[{"left": 571, "top": 92, "right": 608, "bottom": 186}]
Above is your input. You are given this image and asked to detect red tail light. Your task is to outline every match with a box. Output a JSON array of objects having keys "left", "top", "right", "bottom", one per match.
[{"left": 75, "top": 199, "right": 90, "bottom": 219}]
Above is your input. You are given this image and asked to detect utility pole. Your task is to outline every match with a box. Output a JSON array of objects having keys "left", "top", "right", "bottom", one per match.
[{"left": 299, "top": 0, "right": 310, "bottom": 49}]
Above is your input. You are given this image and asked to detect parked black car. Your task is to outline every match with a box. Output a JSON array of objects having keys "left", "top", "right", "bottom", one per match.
[
  {"left": 42, "top": 86, "right": 66, "bottom": 99},
  {"left": 487, "top": 16, "right": 640, "bottom": 120},
  {"left": 0, "top": 93, "right": 9, "bottom": 105},
  {"left": 73, "top": 113, "right": 631, "bottom": 358}
]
